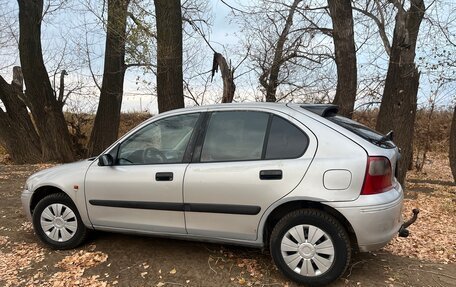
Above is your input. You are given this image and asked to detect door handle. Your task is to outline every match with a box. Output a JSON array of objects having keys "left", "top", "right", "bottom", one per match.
[
  {"left": 156, "top": 172, "right": 173, "bottom": 181},
  {"left": 259, "top": 170, "right": 282, "bottom": 180}
]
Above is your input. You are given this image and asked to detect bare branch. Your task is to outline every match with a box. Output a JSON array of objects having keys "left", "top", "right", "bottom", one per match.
[
  {"left": 127, "top": 12, "right": 156, "bottom": 38},
  {"left": 352, "top": 6, "right": 391, "bottom": 56},
  {"left": 84, "top": 26, "right": 101, "bottom": 92}
]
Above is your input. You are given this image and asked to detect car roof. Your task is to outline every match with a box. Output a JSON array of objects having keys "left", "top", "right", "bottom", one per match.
[
  {"left": 157, "top": 102, "right": 336, "bottom": 116},
  {"left": 170, "top": 102, "right": 289, "bottom": 112}
]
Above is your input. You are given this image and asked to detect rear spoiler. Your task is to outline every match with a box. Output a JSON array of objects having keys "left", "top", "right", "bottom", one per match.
[{"left": 300, "top": 104, "right": 339, "bottom": 117}]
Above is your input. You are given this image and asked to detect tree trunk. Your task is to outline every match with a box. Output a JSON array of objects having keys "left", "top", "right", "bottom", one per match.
[
  {"left": 154, "top": 0, "right": 184, "bottom": 113},
  {"left": 17, "top": 0, "right": 74, "bottom": 162},
  {"left": 376, "top": 0, "right": 425, "bottom": 185},
  {"left": 0, "top": 68, "right": 42, "bottom": 164},
  {"left": 450, "top": 105, "right": 456, "bottom": 182},
  {"left": 212, "top": 52, "right": 236, "bottom": 103},
  {"left": 261, "top": 0, "right": 302, "bottom": 102},
  {"left": 328, "top": 0, "right": 357, "bottom": 118},
  {"left": 87, "top": 0, "right": 130, "bottom": 156}
]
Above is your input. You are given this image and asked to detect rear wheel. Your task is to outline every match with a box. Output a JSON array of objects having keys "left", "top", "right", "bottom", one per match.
[
  {"left": 270, "top": 209, "right": 351, "bottom": 286},
  {"left": 32, "top": 193, "right": 88, "bottom": 249}
]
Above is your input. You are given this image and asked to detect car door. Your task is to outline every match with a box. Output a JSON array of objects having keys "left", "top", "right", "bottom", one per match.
[
  {"left": 85, "top": 112, "right": 201, "bottom": 234},
  {"left": 183, "top": 110, "right": 317, "bottom": 241}
]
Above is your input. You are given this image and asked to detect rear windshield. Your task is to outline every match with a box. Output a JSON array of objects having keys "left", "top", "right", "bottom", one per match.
[{"left": 327, "top": 115, "right": 395, "bottom": 149}]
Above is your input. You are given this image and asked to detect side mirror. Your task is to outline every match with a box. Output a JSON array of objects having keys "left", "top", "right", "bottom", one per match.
[{"left": 98, "top": 154, "right": 114, "bottom": 166}]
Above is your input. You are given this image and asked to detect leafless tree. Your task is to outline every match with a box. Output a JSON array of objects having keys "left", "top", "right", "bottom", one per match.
[
  {"left": 0, "top": 67, "right": 42, "bottom": 163},
  {"left": 88, "top": 0, "right": 131, "bottom": 156},
  {"left": 231, "top": 0, "right": 334, "bottom": 103},
  {"left": 374, "top": 0, "right": 426, "bottom": 185},
  {"left": 450, "top": 104, "right": 456, "bottom": 182},
  {"left": 154, "top": 0, "right": 185, "bottom": 113},
  {"left": 16, "top": 0, "right": 75, "bottom": 162},
  {"left": 328, "top": 0, "right": 357, "bottom": 117}
]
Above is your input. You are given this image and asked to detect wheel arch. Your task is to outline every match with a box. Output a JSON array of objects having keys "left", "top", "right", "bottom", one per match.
[
  {"left": 262, "top": 200, "right": 358, "bottom": 251},
  {"left": 30, "top": 185, "right": 71, "bottom": 215}
]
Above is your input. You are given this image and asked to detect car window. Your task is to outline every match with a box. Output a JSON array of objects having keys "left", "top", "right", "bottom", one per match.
[
  {"left": 117, "top": 113, "right": 200, "bottom": 165},
  {"left": 265, "top": 116, "right": 308, "bottom": 159},
  {"left": 327, "top": 115, "right": 395, "bottom": 148},
  {"left": 200, "top": 111, "right": 269, "bottom": 162}
]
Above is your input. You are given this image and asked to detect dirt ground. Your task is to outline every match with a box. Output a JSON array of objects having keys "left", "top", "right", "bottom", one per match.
[{"left": 1, "top": 154, "right": 455, "bottom": 287}]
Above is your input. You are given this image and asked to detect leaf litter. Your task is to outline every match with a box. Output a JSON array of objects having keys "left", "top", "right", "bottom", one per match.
[
  {"left": 0, "top": 152, "right": 454, "bottom": 286},
  {"left": 384, "top": 153, "right": 456, "bottom": 263}
]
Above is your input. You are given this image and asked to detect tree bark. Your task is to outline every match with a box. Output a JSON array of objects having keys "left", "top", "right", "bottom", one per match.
[
  {"left": 450, "top": 105, "right": 456, "bottom": 182},
  {"left": 17, "top": 0, "right": 74, "bottom": 162},
  {"left": 261, "top": 0, "right": 302, "bottom": 102},
  {"left": 376, "top": 0, "right": 425, "bottom": 185},
  {"left": 154, "top": 0, "right": 185, "bottom": 113},
  {"left": 87, "top": 0, "right": 130, "bottom": 156},
  {"left": 328, "top": 0, "right": 357, "bottom": 118},
  {"left": 0, "top": 68, "right": 42, "bottom": 164},
  {"left": 212, "top": 52, "right": 235, "bottom": 103}
]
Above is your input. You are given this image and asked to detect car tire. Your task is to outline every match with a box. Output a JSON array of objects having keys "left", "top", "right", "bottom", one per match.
[
  {"left": 270, "top": 209, "right": 351, "bottom": 286},
  {"left": 32, "top": 193, "right": 88, "bottom": 249}
]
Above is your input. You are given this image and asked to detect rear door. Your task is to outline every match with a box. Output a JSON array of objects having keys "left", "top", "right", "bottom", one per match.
[{"left": 183, "top": 110, "right": 317, "bottom": 241}]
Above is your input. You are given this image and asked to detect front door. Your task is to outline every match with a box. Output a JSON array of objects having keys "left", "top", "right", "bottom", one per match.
[{"left": 85, "top": 112, "right": 201, "bottom": 234}]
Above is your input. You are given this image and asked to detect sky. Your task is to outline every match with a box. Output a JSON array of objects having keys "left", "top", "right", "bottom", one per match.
[{"left": 0, "top": 0, "right": 454, "bottom": 114}]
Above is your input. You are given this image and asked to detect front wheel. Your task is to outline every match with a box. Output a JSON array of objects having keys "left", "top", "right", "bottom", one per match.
[
  {"left": 32, "top": 193, "right": 88, "bottom": 249},
  {"left": 269, "top": 209, "right": 351, "bottom": 286}
]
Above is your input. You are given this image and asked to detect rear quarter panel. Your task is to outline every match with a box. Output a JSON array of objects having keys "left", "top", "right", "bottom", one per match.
[{"left": 288, "top": 112, "right": 368, "bottom": 202}]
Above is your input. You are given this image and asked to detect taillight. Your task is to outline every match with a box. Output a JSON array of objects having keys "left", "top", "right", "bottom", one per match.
[{"left": 361, "top": 156, "right": 393, "bottom": 195}]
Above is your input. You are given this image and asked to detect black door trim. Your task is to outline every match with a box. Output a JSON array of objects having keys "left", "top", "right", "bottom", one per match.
[
  {"left": 182, "top": 112, "right": 207, "bottom": 163},
  {"left": 185, "top": 203, "right": 261, "bottom": 215},
  {"left": 89, "top": 200, "right": 183, "bottom": 211},
  {"left": 191, "top": 112, "right": 211, "bottom": 163},
  {"left": 89, "top": 200, "right": 261, "bottom": 215}
]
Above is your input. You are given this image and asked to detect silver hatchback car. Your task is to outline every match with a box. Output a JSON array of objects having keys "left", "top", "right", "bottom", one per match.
[{"left": 21, "top": 103, "right": 417, "bottom": 286}]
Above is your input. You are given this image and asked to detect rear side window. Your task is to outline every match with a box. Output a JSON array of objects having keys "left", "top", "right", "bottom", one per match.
[
  {"left": 265, "top": 116, "right": 308, "bottom": 159},
  {"left": 327, "top": 115, "right": 395, "bottom": 148},
  {"left": 200, "top": 111, "right": 269, "bottom": 162}
]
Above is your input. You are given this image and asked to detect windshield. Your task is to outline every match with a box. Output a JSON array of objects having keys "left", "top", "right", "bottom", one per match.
[{"left": 327, "top": 115, "right": 395, "bottom": 149}]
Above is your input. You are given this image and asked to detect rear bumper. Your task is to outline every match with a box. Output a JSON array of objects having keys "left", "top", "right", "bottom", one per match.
[{"left": 326, "top": 185, "right": 404, "bottom": 252}]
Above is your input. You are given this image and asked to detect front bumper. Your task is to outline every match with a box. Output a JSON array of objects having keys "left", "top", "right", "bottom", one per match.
[
  {"left": 327, "top": 185, "right": 405, "bottom": 252},
  {"left": 21, "top": 189, "right": 33, "bottom": 221}
]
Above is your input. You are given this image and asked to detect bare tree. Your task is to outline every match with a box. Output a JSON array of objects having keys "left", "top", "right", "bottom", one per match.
[
  {"left": 0, "top": 67, "right": 42, "bottom": 163},
  {"left": 154, "top": 0, "right": 185, "bottom": 112},
  {"left": 211, "top": 53, "right": 235, "bottom": 103},
  {"left": 328, "top": 0, "right": 357, "bottom": 117},
  {"left": 231, "top": 0, "right": 334, "bottom": 103},
  {"left": 17, "top": 0, "right": 74, "bottom": 162},
  {"left": 88, "top": 0, "right": 131, "bottom": 156},
  {"left": 450, "top": 104, "right": 456, "bottom": 182},
  {"left": 376, "top": 0, "right": 425, "bottom": 185},
  {"left": 262, "top": 0, "right": 301, "bottom": 102}
]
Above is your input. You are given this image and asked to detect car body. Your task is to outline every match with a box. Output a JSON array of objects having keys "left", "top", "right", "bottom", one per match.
[{"left": 21, "top": 103, "right": 410, "bottom": 286}]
